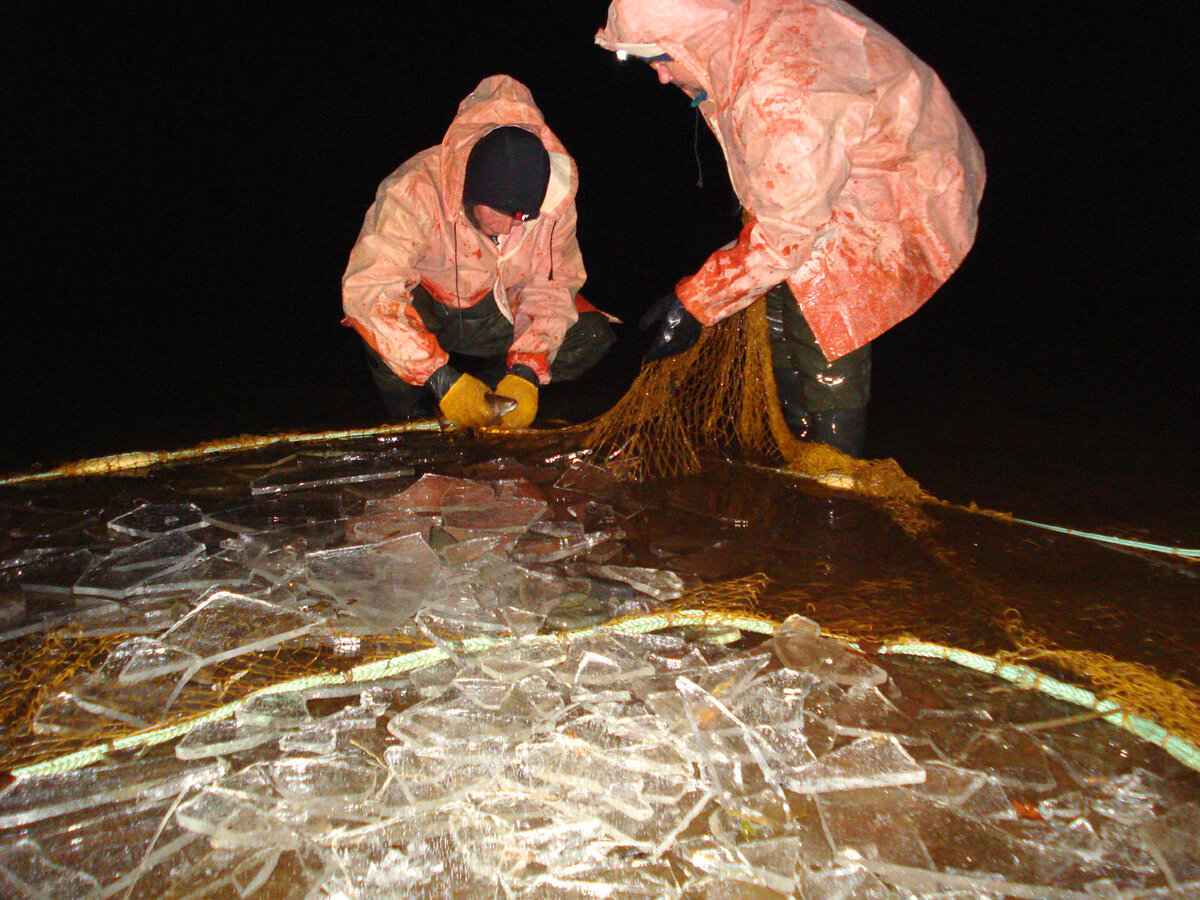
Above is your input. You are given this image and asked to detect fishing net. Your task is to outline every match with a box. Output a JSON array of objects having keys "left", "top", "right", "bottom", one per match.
[{"left": 578, "top": 297, "right": 927, "bottom": 504}]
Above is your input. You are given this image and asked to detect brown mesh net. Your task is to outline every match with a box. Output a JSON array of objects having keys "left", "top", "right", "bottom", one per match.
[{"left": 577, "top": 297, "right": 928, "bottom": 505}]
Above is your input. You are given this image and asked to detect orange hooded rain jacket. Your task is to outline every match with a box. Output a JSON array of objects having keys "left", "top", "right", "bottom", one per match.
[
  {"left": 342, "top": 75, "right": 588, "bottom": 386},
  {"left": 597, "top": 0, "right": 985, "bottom": 360}
]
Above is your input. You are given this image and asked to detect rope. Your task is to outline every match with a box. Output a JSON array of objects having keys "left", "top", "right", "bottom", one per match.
[
  {"left": 12, "top": 610, "right": 1199, "bottom": 780},
  {"left": 1010, "top": 518, "right": 1200, "bottom": 560},
  {"left": 0, "top": 421, "right": 444, "bottom": 486}
]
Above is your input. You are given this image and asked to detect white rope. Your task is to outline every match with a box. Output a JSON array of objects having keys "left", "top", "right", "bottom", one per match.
[{"left": 12, "top": 610, "right": 1199, "bottom": 780}]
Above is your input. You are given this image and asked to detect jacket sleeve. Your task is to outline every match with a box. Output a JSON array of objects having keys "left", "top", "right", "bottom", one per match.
[
  {"left": 506, "top": 203, "right": 587, "bottom": 384},
  {"left": 341, "top": 173, "right": 448, "bottom": 385},
  {"left": 675, "top": 86, "right": 856, "bottom": 326}
]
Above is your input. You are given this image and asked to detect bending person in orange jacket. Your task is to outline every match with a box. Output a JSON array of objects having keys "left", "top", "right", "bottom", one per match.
[
  {"left": 596, "top": 0, "right": 985, "bottom": 456},
  {"left": 342, "top": 75, "right": 616, "bottom": 429}
]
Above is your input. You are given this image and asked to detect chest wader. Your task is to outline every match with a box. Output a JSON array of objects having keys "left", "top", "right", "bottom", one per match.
[
  {"left": 764, "top": 283, "right": 870, "bottom": 457},
  {"left": 363, "top": 285, "right": 615, "bottom": 420}
]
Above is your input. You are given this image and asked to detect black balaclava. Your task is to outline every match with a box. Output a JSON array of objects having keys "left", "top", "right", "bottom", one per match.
[{"left": 461, "top": 126, "right": 551, "bottom": 219}]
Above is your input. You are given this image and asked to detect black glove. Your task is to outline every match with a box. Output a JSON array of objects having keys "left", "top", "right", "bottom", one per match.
[{"left": 639, "top": 293, "right": 702, "bottom": 362}]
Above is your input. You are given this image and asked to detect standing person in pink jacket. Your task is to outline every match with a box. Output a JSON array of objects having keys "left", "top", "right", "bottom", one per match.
[
  {"left": 342, "top": 75, "right": 616, "bottom": 429},
  {"left": 596, "top": 0, "right": 985, "bottom": 456}
]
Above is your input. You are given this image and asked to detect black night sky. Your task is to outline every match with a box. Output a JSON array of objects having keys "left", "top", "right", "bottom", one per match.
[{"left": 3, "top": 2, "right": 1197, "bottom": 541}]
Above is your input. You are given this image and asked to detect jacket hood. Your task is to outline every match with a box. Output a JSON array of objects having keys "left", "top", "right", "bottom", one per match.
[
  {"left": 440, "top": 75, "right": 576, "bottom": 222},
  {"left": 595, "top": 0, "right": 739, "bottom": 97}
]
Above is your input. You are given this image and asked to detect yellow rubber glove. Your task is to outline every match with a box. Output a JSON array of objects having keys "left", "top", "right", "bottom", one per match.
[
  {"left": 494, "top": 373, "right": 539, "bottom": 428},
  {"left": 437, "top": 373, "right": 500, "bottom": 428}
]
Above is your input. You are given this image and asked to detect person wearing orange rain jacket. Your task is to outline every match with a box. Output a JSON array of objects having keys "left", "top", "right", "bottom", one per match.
[
  {"left": 596, "top": 0, "right": 985, "bottom": 456},
  {"left": 342, "top": 75, "right": 616, "bottom": 429}
]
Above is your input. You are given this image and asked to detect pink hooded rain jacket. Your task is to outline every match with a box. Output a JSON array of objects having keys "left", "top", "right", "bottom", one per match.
[
  {"left": 597, "top": 0, "right": 985, "bottom": 360},
  {"left": 342, "top": 76, "right": 589, "bottom": 385}
]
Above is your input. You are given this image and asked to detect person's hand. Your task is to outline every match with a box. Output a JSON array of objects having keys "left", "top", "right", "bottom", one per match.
[
  {"left": 639, "top": 293, "right": 702, "bottom": 362},
  {"left": 427, "top": 367, "right": 501, "bottom": 428},
  {"left": 494, "top": 366, "right": 539, "bottom": 428}
]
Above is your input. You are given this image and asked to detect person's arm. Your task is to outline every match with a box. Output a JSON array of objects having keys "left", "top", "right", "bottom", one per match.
[
  {"left": 675, "top": 88, "right": 854, "bottom": 325},
  {"left": 505, "top": 203, "right": 587, "bottom": 384},
  {"left": 341, "top": 170, "right": 449, "bottom": 385}
]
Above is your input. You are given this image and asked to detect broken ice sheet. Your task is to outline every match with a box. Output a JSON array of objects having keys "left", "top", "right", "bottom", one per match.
[
  {"left": 345, "top": 508, "right": 440, "bottom": 544},
  {"left": 72, "top": 531, "right": 207, "bottom": 598},
  {"left": 438, "top": 533, "right": 515, "bottom": 566},
  {"left": 107, "top": 501, "right": 204, "bottom": 536},
  {"left": 677, "top": 835, "right": 799, "bottom": 895},
  {"left": 220, "top": 532, "right": 307, "bottom": 586},
  {"left": 124, "top": 551, "right": 261, "bottom": 597},
  {"left": 510, "top": 520, "right": 620, "bottom": 564},
  {"left": 784, "top": 734, "right": 925, "bottom": 794},
  {"left": 175, "top": 716, "right": 279, "bottom": 759},
  {"left": 475, "top": 639, "right": 569, "bottom": 683},
  {"left": 267, "top": 751, "right": 386, "bottom": 814},
  {"left": 520, "top": 735, "right": 661, "bottom": 822},
  {"left": 816, "top": 787, "right": 938, "bottom": 870},
  {"left": 174, "top": 766, "right": 303, "bottom": 851},
  {"left": 7, "top": 795, "right": 201, "bottom": 896},
  {"left": 306, "top": 532, "right": 444, "bottom": 629},
  {"left": 388, "top": 473, "right": 496, "bottom": 512},
  {"left": 955, "top": 723, "right": 1056, "bottom": 791},
  {"left": 583, "top": 563, "right": 690, "bottom": 601},
  {"left": 1139, "top": 802, "right": 1200, "bottom": 885},
  {"left": 772, "top": 614, "right": 887, "bottom": 687},
  {"left": 441, "top": 495, "right": 547, "bottom": 539},
  {"left": 151, "top": 590, "right": 320, "bottom": 669},
  {"left": 249, "top": 451, "right": 415, "bottom": 495},
  {"left": 7, "top": 548, "right": 95, "bottom": 596},
  {"left": 0, "top": 755, "right": 228, "bottom": 829},
  {"left": 0, "top": 838, "right": 100, "bottom": 898},
  {"left": 236, "top": 691, "right": 312, "bottom": 729},
  {"left": 71, "top": 636, "right": 199, "bottom": 725},
  {"left": 676, "top": 676, "right": 786, "bottom": 799},
  {"left": 202, "top": 495, "right": 349, "bottom": 537}
]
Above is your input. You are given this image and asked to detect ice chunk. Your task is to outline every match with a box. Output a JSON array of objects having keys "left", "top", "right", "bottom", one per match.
[
  {"left": 108, "top": 502, "right": 204, "bottom": 536},
  {"left": 249, "top": 451, "right": 415, "bottom": 494},
  {"left": 12, "top": 548, "right": 95, "bottom": 596},
  {"left": 306, "top": 532, "right": 443, "bottom": 629},
  {"left": 203, "top": 495, "right": 349, "bottom": 536},
  {"left": 510, "top": 521, "right": 621, "bottom": 564},
  {"left": 817, "top": 787, "right": 937, "bottom": 869},
  {"left": 784, "top": 735, "right": 925, "bottom": 794},
  {"left": 155, "top": 590, "right": 320, "bottom": 670},
  {"left": 677, "top": 835, "right": 799, "bottom": 894},
  {"left": 267, "top": 751, "right": 385, "bottom": 814},
  {"left": 676, "top": 676, "right": 784, "bottom": 801},
  {"left": 773, "top": 614, "right": 887, "bottom": 687},
  {"left": 0, "top": 756, "right": 228, "bottom": 828},
  {"left": 584, "top": 564, "right": 689, "bottom": 601},
  {"left": 217, "top": 531, "right": 306, "bottom": 583},
  {"left": 73, "top": 532, "right": 206, "bottom": 598},
  {"left": 71, "top": 636, "right": 199, "bottom": 725},
  {"left": 174, "top": 766, "right": 302, "bottom": 850},
  {"left": 346, "top": 509, "right": 440, "bottom": 543},
  {"left": 236, "top": 691, "right": 312, "bottom": 729},
  {"left": 0, "top": 838, "right": 100, "bottom": 897},
  {"left": 956, "top": 724, "right": 1056, "bottom": 791},
  {"left": 441, "top": 496, "right": 547, "bottom": 539},
  {"left": 1138, "top": 802, "right": 1200, "bottom": 886},
  {"left": 389, "top": 473, "right": 496, "bottom": 512},
  {"left": 125, "top": 552, "right": 261, "bottom": 597},
  {"left": 175, "top": 716, "right": 279, "bottom": 759}
]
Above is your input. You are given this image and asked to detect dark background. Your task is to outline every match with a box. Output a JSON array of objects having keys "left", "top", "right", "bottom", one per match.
[{"left": 3, "top": 2, "right": 1197, "bottom": 543}]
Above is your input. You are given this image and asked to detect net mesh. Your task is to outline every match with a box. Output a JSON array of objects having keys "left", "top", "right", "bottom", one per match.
[{"left": 577, "top": 297, "right": 928, "bottom": 505}]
